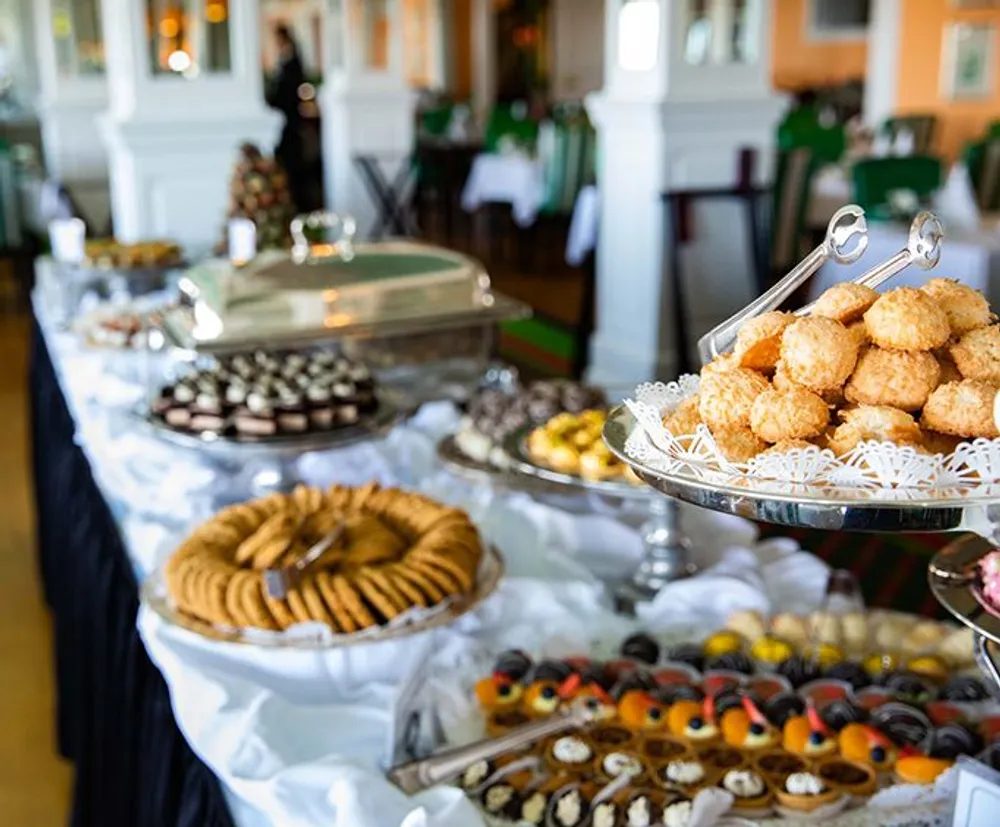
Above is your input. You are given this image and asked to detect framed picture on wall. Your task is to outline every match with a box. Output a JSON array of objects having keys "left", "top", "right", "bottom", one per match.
[{"left": 941, "top": 22, "right": 996, "bottom": 99}]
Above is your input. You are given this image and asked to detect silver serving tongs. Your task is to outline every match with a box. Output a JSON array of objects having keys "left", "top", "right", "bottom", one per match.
[
  {"left": 387, "top": 702, "right": 595, "bottom": 795},
  {"left": 796, "top": 211, "right": 944, "bottom": 316},
  {"left": 698, "top": 204, "right": 870, "bottom": 365},
  {"left": 263, "top": 521, "right": 346, "bottom": 600}
]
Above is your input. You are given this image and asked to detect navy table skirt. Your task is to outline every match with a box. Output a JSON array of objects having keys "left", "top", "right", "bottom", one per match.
[{"left": 29, "top": 316, "right": 235, "bottom": 827}]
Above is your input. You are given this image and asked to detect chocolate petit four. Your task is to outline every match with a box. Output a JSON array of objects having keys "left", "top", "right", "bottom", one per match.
[
  {"left": 927, "top": 723, "right": 984, "bottom": 759},
  {"left": 824, "top": 661, "right": 871, "bottom": 692},
  {"left": 705, "top": 652, "right": 754, "bottom": 674},
  {"left": 666, "top": 643, "right": 705, "bottom": 672},
  {"left": 763, "top": 692, "right": 805, "bottom": 728},
  {"left": 154, "top": 349, "right": 376, "bottom": 439},
  {"left": 821, "top": 699, "right": 868, "bottom": 731},
  {"left": 776, "top": 655, "right": 821, "bottom": 688}
]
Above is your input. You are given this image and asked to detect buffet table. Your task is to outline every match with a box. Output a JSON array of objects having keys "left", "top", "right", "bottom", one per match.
[{"left": 31, "top": 295, "right": 847, "bottom": 827}]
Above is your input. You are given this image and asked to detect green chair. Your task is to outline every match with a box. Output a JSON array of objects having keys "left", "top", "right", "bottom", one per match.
[
  {"left": 483, "top": 103, "right": 539, "bottom": 154},
  {"left": 419, "top": 104, "right": 454, "bottom": 139},
  {"left": 881, "top": 115, "right": 938, "bottom": 155},
  {"left": 964, "top": 138, "right": 1000, "bottom": 211},
  {"left": 777, "top": 107, "right": 845, "bottom": 165},
  {"left": 538, "top": 116, "right": 597, "bottom": 215},
  {"left": 769, "top": 147, "right": 821, "bottom": 278},
  {"left": 851, "top": 156, "right": 943, "bottom": 220}
]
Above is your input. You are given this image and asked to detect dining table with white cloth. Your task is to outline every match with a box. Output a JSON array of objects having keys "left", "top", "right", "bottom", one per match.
[
  {"left": 810, "top": 217, "right": 1000, "bottom": 303},
  {"left": 35, "top": 290, "right": 839, "bottom": 827},
  {"left": 460, "top": 152, "right": 546, "bottom": 227}
]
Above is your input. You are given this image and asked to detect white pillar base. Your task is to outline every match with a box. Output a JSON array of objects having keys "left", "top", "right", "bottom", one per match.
[
  {"left": 585, "top": 92, "right": 786, "bottom": 388},
  {"left": 321, "top": 83, "right": 416, "bottom": 240},
  {"left": 100, "top": 112, "right": 280, "bottom": 251}
]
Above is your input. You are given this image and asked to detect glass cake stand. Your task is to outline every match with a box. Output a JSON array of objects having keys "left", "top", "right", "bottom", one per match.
[
  {"left": 138, "top": 397, "right": 407, "bottom": 499},
  {"left": 498, "top": 425, "right": 697, "bottom": 609},
  {"left": 603, "top": 403, "right": 1000, "bottom": 697}
]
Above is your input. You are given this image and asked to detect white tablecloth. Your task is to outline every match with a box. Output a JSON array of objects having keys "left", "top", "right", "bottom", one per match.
[
  {"left": 565, "top": 185, "right": 599, "bottom": 266},
  {"left": 36, "top": 294, "right": 833, "bottom": 827},
  {"left": 808, "top": 165, "right": 853, "bottom": 229},
  {"left": 460, "top": 153, "right": 545, "bottom": 227},
  {"left": 810, "top": 219, "right": 1000, "bottom": 304}
]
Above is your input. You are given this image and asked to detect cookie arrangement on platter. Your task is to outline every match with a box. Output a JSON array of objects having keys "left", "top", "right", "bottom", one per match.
[
  {"left": 83, "top": 238, "right": 182, "bottom": 270},
  {"left": 649, "top": 279, "right": 1000, "bottom": 474},
  {"left": 455, "top": 380, "right": 607, "bottom": 468},
  {"left": 151, "top": 348, "right": 377, "bottom": 439},
  {"left": 164, "top": 484, "right": 484, "bottom": 635},
  {"left": 460, "top": 620, "right": 997, "bottom": 825},
  {"left": 74, "top": 303, "right": 171, "bottom": 350}
]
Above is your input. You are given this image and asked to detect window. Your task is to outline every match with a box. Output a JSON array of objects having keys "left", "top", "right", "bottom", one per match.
[
  {"left": 53, "top": 0, "right": 105, "bottom": 76},
  {"left": 809, "top": 0, "right": 870, "bottom": 39},
  {"left": 146, "top": 0, "right": 232, "bottom": 77}
]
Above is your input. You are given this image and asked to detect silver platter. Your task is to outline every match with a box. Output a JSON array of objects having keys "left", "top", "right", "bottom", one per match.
[
  {"left": 930, "top": 535, "right": 1000, "bottom": 645},
  {"left": 603, "top": 404, "right": 999, "bottom": 533},
  {"left": 141, "top": 544, "right": 504, "bottom": 649},
  {"left": 137, "top": 397, "right": 406, "bottom": 459},
  {"left": 501, "top": 425, "right": 654, "bottom": 501},
  {"left": 436, "top": 435, "right": 510, "bottom": 487}
]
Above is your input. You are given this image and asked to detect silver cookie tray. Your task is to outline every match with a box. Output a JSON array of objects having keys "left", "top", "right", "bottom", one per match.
[{"left": 141, "top": 544, "right": 504, "bottom": 649}]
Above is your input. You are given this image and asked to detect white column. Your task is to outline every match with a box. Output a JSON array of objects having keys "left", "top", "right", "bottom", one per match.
[
  {"left": 321, "top": 0, "right": 416, "bottom": 239},
  {"left": 99, "top": 0, "right": 280, "bottom": 250},
  {"left": 586, "top": 0, "right": 786, "bottom": 387},
  {"left": 470, "top": 0, "right": 496, "bottom": 122},
  {"left": 33, "top": 0, "right": 110, "bottom": 226},
  {"left": 863, "top": 0, "right": 901, "bottom": 127}
]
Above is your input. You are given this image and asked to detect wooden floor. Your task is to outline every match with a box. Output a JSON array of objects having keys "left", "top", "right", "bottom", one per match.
[{"left": 0, "top": 312, "right": 72, "bottom": 824}]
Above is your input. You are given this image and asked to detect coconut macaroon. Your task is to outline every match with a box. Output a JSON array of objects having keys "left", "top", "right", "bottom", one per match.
[
  {"left": 936, "top": 349, "right": 963, "bottom": 385},
  {"left": 698, "top": 367, "right": 770, "bottom": 430},
  {"left": 921, "top": 379, "right": 1000, "bottom": 439},
  {"left": 845, "top": 320, "right": 871, "bottom": 351},
  {"left": 749, "top": 387, "right": 830, "bottom": 443},
  {"left": 773, "top": 361, "right": 844, "bottom": 406},
  {"left": 734, "top": 311, "right": 794, "bottom": 371},
  {"left": 863, "top": 287, "right": 951, "bottom": 352},
  {"left": 921, "top": 430, "right": 964, "bottom": 457},
  {"left": 810, "top": 283, "right": 879, "bottom": 325},
  {"left": 701, "top": 352, "right": 738, "bottom": 378},
  {"left": 761, "top": 439, "right": 816, "bottom": 456},
  {"left": 920, "top": 278, "right": 994, "bottom": 336},
  {"left": 950, "top": 325, "right": 1000, "bottom": 384},
  {"left": 712, "top": 426, "right": 768, "bottom": 463},
  {"left": 827, "top": 406, "right": 923, "bottom": 457},
  {"left": 662, "top": 395, "right": 702, "bottom": 437},
  {"left": 780, "top": 317, "right": 860, "bottom": 392},
  {"left": 844, "top": 348, "right": 941, "bottom": 411}
]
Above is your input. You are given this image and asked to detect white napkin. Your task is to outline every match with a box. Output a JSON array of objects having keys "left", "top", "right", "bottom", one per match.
[
  {"left": 933, "top": 162, "right": 981, "bottom": 234},
  {"left": 893, "top": 128, "right": 915, "bottom": 157}
]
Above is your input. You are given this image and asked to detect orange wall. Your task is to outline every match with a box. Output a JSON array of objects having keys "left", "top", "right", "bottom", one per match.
[
  {"left": 897, "top": 0, "right": 1000, "bottom": 160},
  {"left": 771, "top": 0, "right": 868, "bottom": 90}
]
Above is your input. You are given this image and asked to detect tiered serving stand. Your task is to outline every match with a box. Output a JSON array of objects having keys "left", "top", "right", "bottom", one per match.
[
  {"left": 437, "top": 422, "right": 695, "bottom": 608},
  {"left": 600, "top": 205, "right": 1000, "bottom": 700}
]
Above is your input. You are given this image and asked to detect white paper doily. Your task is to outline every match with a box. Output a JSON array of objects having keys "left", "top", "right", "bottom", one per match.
[{"left": 623, "top": 378, "right": 1000, "bottom": 499}]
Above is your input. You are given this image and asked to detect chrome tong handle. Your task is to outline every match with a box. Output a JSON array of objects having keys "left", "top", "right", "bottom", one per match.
[
  {"left": 697, "top": 205, "right": 869, "bottom": 365},
  {"left": 386, "top": 703, "right": 594, "bottom": 795}
]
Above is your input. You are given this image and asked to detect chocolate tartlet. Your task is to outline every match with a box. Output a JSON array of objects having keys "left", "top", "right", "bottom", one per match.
[
  {"left": 940, "top": 675, "right": 988, "bottom": 701},
  {"left": 706, "top": 652, "right": 754, "bottom": 674},
  {"left": 821, "top": 699, "right": 869, "bottom": 732},
  {"left": 754, "top": 749, "right": 808, "bottom": 783},
  {"left": 927, "top": 723, "right": 984, "bottom": 759},
  {"left": 776, "top": 655, "right": 821, "bottom": 688},
  {"left": 666, "top": 643, "right": 705, "bottom": 672},
  {"left": 824, "top": 661, "right": 871, "bottom": 692},
  {"left": 621, "top": 632, "right": 661, "bottom": 665},
  {"left": 764, "top": 692, "right": 806, "bottom": 728}
]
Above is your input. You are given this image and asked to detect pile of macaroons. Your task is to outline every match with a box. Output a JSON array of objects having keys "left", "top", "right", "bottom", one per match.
[{"left": 663, "top": 279, "right": 1000, "bottom": 462}]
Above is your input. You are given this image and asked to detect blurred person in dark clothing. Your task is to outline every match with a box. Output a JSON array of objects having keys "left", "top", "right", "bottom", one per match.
[{"left": 266, "top": 24, "right": 312, "bottom": 211}]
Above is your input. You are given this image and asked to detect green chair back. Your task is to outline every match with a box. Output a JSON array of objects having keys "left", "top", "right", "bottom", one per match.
[
  {"left": 851, "top": 156, "right": 943, "bottom": 218},
  {"left": 419, "top": 104, "right": 454, "bottom": 138},
  {"left": 965, "top": 138, "right": 1000, "bottom": 211},
  {"left": 770, "top": 147, "right": 820, "bottom": 275},
  {"left": 986, "top": 120, "right": 1000, "bottom": 140},
  {"left": 881, "top": 114, "right": 937, "bottom": 155},
  {"left": 777, "top": 106, "right": 845, "bottom": 165},
  {"left": 538, "top": 115, "right": 597, "bottom": 215},
  {"left": 483, "top": 103, "right": 539, "bottom": 154}
]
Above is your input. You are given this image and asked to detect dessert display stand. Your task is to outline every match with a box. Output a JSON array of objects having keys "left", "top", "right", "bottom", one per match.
[{"left": 603, "top": 206, "right": 1000, "bottom": 707}]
